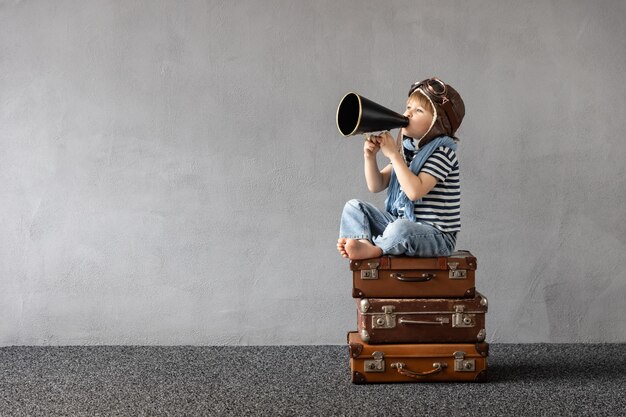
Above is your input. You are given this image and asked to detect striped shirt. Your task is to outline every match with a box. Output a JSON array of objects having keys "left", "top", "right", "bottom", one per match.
[{"left": 402, "top": 146, "right": 461, "bottom": 233}]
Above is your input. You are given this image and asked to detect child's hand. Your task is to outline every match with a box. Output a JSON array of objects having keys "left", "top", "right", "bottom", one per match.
[
  {"left": 363, "top": 134, "right": 381, "bottom": 159},
  {"left": 378, "top": 130, "right": 401, "bottom": 160}
]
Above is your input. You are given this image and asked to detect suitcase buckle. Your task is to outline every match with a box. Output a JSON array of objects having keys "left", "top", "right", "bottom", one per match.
[
  {"left": 360, "top": 262, "right": 380, "bottom": 280},
  {"left": 447, "top": 262, "right": 467, "bottom": 279},
  {"left": 452, "top": 305, "right": 476, "bottom": 328},
  {"left": 371, "top": 306, "right": 396, "bottom": 329},
  {"left": 364, "top": 351, "right": 385, "bottom": 373},
  {"left": 448, "top": 262, "right": 467, "bottom": 279},
  {"left": 453, "top": 351, "right": 476, "bottom": 372}
]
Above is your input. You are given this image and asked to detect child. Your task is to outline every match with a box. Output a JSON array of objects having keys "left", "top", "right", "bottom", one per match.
[{"left": 337, "top": 77, "right": 465, "bottom": 260}]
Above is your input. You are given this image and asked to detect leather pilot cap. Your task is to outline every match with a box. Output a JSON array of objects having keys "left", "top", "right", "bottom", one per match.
[{"left": 408, "top": 77, "right": 465, "bottom": 146}]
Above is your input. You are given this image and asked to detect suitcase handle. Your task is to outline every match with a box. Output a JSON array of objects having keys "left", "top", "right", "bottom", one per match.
[
  {"left": 391, "top": 273, "right": 434, "bottom": 282},
  {"left": 399, "top": 317, "right": 448, "bottom": 326},
  {"left": 391, "top": 362, "right": 447, "bottom": 378}
]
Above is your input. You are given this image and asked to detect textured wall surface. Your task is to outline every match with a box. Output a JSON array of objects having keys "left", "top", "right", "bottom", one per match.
[{"left": 1, "top": 0, "right": 625, "bottom": 345}]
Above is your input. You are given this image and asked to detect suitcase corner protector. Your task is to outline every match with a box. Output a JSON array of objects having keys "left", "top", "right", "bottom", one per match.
[
  {"left": 349, "top": 260, "right": 359, "bottom": 271},
  {"left": 474, "top": 369, "right": 488, "bottom": 382},
  {"left": 476, "top": 341, "right": 489, "bottom": 357},
  {"left": 352, "top": 371, "right": 367, "bottom": 384},
  {"left": 349, "top": 342, "right": 363, "bottom": 358},
  {"left": 468, "top": 257, "right": 478, "bottom": 270}
]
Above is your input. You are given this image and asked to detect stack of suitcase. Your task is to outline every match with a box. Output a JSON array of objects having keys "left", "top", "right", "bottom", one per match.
[{"left": 347, "top": 250, "right": 489, "bottom": 383}]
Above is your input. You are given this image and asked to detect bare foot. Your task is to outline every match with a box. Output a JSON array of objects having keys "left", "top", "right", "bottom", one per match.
[
  {"left": 337, "top": 238, "right": 348, "bottom": 258},
  {"left": 344, "top": 239, "right": 383, "bottom": 260}
]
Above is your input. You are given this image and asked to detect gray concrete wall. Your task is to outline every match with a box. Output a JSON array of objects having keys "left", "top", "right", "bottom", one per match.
[{"left": 1, "top": 0, "right": 625, "bottom": 345}]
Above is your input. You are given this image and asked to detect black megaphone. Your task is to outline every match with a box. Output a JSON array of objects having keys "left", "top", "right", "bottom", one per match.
[{"left": 336, "top": 92, "right": 409, "bottom": 137}]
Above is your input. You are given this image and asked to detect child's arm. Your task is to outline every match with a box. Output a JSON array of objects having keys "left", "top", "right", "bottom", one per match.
[
  {"left": 363, "top": 136, "right": 392, "bottom": 193},
  {"left": 378, "top": 132, "right": 438, "bottom": 201},
  {"left": 389, "top": 160, "right": 438, "bottom": 201}
]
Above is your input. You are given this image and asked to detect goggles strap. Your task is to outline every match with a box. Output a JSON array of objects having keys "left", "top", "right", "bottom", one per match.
[{"left": 440, "top": 97, "right": 460, "bottom": 133}]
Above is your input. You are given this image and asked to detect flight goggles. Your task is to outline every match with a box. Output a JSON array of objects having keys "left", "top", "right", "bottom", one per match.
[{"left": 408, "top": 77, "right": 460, "bottom": 132}]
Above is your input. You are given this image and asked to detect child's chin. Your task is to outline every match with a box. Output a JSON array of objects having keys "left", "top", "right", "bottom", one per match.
[{"left": 403, "top": 129, "right": 417, "bottom": 139}]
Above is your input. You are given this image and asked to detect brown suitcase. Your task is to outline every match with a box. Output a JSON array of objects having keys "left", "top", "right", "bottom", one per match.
[
  {"left": 350, "top": 250, "right": 477, "bottom": 299},
  {"left": 347, "top": 332, "right": 488, "bottom": 383},
  {"left": 356, "top": 292, "right": 488, "bottom": 344}
]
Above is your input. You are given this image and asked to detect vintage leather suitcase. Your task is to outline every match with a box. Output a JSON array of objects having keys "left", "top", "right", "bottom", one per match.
[
  {"left": 356, "top": 292, "right": 487, "bottom": 344},
  {"left": 350, "top": 250, "right": 477, "bottom": 299},
  {"left": 347, "top": 332, "right": 488, "bottom": 383}
]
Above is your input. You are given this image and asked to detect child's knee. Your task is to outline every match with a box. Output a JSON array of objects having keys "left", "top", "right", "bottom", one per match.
[
  {"left": 383, "top": 219, "right": 413, "bottom": 240},
  {"left": 343, "top": 199, "right": 362, "bottom": 213}
]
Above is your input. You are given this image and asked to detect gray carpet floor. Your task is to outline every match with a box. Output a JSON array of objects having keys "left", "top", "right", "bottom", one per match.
[{"left": 1, "top": 343, "right": 625, "bottom": 416}]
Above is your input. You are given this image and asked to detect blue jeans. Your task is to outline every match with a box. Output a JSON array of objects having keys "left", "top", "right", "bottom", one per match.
[{"left": 339, "top": 199, "right": 457, "bottom": 257}]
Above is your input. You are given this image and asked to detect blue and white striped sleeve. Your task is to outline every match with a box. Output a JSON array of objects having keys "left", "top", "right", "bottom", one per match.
[{"left": 420, "top": 147, "right": 457, "bottom": 182}]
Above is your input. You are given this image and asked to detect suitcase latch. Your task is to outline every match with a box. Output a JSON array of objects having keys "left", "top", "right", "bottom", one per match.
[
  {"left": 453, "top": 351, "right": 475, "bottom": 372},
  {"left": 448, "top": 262, "right": 467, "bottom": 279},
  {"left": 371, "top": 305, "right": 396, "bottom": 329},
  {"left": 360, "top": 262, "right": 379, "bottom": 280},
  {"left": 452, "top": 305, "right": 476, "bottom": 328},
  {"left": 364, "top": 351, "right": 385, "bottom": 373}
]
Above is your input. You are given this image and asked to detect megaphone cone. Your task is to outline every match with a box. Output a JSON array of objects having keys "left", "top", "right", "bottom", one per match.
[{"left": 336, "top": 92, "right": 409, "bottom": 137}]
